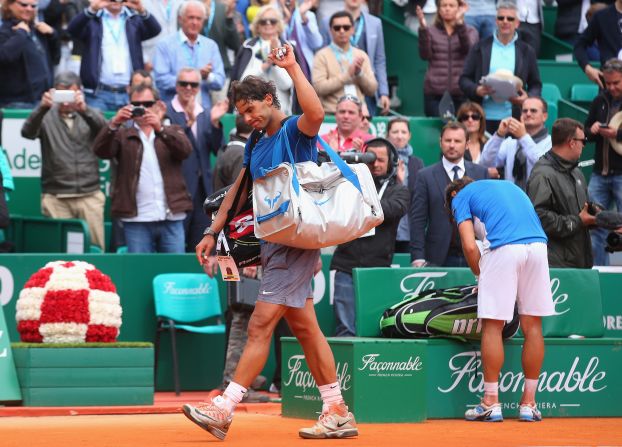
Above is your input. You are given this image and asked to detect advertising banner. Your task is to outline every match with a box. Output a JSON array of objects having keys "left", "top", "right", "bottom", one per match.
[
  {"left": 282, "top": 337, "right": 427, "bottom": 422},
  {"left": 354, "top": 267, "right": 604, "bottom": 338}
]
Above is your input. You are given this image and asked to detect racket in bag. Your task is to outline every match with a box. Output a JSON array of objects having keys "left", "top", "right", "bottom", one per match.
[{"left": 379, "top": 285, "right": 520, "bottom": 341}]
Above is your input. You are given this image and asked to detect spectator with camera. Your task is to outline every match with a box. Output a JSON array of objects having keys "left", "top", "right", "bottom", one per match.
[
  {"left": 166, "top": 67, "right": 227, "bottom": 250},
  {"left": 331, "top": 137, "right": 410, "bottom": 336},
  {"left": 583, "top": 58, "right": 622, "bottom": 265},
  {"left": 67, "top": 0, "right": 160, "bottom": 112},
  {"left": 0, "top": 0, "right": 57, "bottom": 109},
  {"left": 479, "top": 96, "right": 551, "bottom": 190},
  {"left": 526, "top": 118, "right": 595, "bottom": 268},
  {"left": 153, "top": 0, "right": 225, "bottom": 111},
  {"left": 319, "top": 94, "right": 373, "bottom": 152},
  {"left": 410, "top": 121, "right": 489, "bottom": 267},
  {"left": 312, "top": 10, "right": 377, "bottom": 115},
  {"left": 93, "top": 84, "right": 193, "bottom": 253},
  {"left": 21, "top": 71, "right": 107, "bottom": 250}
]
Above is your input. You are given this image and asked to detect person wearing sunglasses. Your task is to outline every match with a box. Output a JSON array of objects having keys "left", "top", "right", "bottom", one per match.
[
  {"left": 166, "top": 67, "right": 228, "bottom": 251},
  {"left": 456, "top": 101, "right": 489, "bottom": 163},
  {"left": 67, "top": 0, "right": 161, "bottom": 112},
  {"left": 229, "top": 5, "right": 294, "bottom": 114},
  {"left": 416, "top": 0, "right": 478, "bottom": 117},
  {"left": 0, "top": 0, "right": 57, "bottom": 108},
  {"left": 479, "top": 96, "right": 550, "bottom": 190},
  {"left": 93, "top": 84, "right": 193, "bottom": 253},
  {"left": 459, "top": 1, "right": 542, "bottom": 134},
  {"left": 312, "top": 10, "right": 377, "bottom": 114},
  {"left": 527, "top": 118, "right": 595, "bottom": 269}
]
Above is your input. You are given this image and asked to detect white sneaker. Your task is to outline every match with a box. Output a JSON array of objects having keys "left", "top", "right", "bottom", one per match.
[
  {"left": 182, "top": 396, "right": 233, "bottom": 440},
  {"left": 299, "top": 404, "right": 358, "bottom": 439},
  {"left": 465, "top": 402, "right": 503, "bottom": 422},
  {"left": 519, "top": 403, "right": 542, "bottom": 422}
]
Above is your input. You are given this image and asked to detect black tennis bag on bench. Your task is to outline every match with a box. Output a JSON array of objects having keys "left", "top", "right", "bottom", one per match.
[{"left": 379, "top": 285, "right": 520, "bottom": 340}]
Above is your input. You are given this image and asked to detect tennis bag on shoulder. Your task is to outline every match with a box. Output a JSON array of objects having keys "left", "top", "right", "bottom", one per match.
[{"left": 379, "top": 285, "right": 520, "bottom": 340}]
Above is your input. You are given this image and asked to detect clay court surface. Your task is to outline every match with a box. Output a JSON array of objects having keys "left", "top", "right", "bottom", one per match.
[{"left": 2, "top": 412, "right": 621, "bottom": 447}]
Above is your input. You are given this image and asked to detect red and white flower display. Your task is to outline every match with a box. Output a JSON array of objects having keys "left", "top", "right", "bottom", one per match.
[{"left": 15, "top": 261, "right": 122, "bottom": 343}]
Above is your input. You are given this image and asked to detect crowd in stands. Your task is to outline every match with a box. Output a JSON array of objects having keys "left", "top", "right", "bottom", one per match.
[{"left": 0, "top": 0, "right": 621, "bottom": 276}]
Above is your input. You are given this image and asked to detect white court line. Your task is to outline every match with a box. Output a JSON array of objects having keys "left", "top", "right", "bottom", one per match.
[{"left": 559, "top": 404, "right": 581, "bottom": 407}]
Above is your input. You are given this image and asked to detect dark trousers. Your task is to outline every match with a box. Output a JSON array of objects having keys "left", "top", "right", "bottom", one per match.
[
  {"left": 424, "top": 93, "right": 466, "bottom": 118},
  {"left": 184, "top": 179, "right": 211, "bottom": 252},
  {"left": 519, "top": 23, "right": 541, "bottom": 58}
]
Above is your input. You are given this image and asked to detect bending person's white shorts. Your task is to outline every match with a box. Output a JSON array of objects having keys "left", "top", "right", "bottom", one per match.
[{"left": 477, "top": 242, "right": 554, "bottom": 321}]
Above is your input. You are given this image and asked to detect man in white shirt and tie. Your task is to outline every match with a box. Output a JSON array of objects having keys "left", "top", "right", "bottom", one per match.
[{"left": 410, "top": 122, "right": 489, "bottom": 267}]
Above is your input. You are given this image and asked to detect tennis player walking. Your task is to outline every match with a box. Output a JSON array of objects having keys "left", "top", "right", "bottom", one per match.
[{"left": 183, "top": 44, "right": 358, "bottom": 440}]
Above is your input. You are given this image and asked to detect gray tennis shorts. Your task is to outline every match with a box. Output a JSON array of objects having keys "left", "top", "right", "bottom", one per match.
[{"left": 258, "top": 242, "right": 320, "bottom": 308}]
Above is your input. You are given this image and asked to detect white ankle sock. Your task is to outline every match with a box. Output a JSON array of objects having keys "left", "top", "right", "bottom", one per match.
[
  {"left": 523, "top": 378, "right": 538, "bottom": 402},
  {"left": 318, "top": 382, "right": 344, "bottom": 413},
  {"left": 222, "top": 381, "right": 247, "bottom": 413},
  {"left": 483, "top": 381, "right": 498, "bottom": 402}
]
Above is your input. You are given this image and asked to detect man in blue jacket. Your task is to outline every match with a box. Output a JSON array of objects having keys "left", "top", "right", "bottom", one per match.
[
  {"left": 165, "top": 67, "right": 226, "bottom": 250},
  {"left": 67, "top": 0, "right": 160, "bottom": 111}
]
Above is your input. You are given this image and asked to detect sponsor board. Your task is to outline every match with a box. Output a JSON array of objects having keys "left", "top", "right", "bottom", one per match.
[
  {"left": 282, "top": 337, "right": 622, "bottom": 421},
  {"left": 427, "top": 338, "right": 622, "bottom": 418},
  {"left": 354, "top": 267, "right": 604, "bottom": 337},
  {"left": 282, "top": 338, "right": 427, "bottom": 422},
  {"left": 596, "top": 270, "right": 622, "bottom": 338}
]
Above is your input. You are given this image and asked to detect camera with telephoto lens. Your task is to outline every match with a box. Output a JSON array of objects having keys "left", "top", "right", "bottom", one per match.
[
  {"left": 606, "top": 232, "right": 622, "bottom": 253},
  {"left": 317, "top": 151, "right": 377, "bottom": 165},
  {"left": 591, "top": 206, "right": 622, "bottom": 252}
]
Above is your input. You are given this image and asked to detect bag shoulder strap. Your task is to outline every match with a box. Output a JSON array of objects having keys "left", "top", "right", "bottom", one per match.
[{"left": 225, "top": 130, "right": 264, "bottom": 225}]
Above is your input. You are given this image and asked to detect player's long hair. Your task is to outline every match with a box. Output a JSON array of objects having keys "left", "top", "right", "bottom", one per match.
[
  {"left": 229, "top": 76, "right": 281, "bottom": 110},
  {"left": 444, "top": 176, "right": 475, "bottom": 222}
]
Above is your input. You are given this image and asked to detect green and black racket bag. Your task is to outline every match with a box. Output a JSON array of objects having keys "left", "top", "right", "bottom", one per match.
[{"left": 379, "top": 285, "right": 520, "bottom": 340}]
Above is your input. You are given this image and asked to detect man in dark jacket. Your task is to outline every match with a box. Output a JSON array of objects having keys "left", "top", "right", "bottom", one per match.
[
  {"left": 526, "top": 118, "right": 595, "bottom": 268},
  {"left": 67, "top": 0, "right": 160, "bottom": 111},
  {"left": 330, "top": 138, "right": 410, "bottom": 336},
  {"left": 584, "top": 58, "right": 622, "bottom": 265},
  {"left": 459, "top": 1, "right": 542, "bottom": 134},
  {"left": 554, "top": 0, "right": 614, "bottom": 45},
  {"left": 0, "top": 0, "right": 57, "bottom": 108},
  {"left": 573, "top": 0, "right": 622, "bottom": 88},
  {"left": 93, "top": 84, "right": 192, "bottom": 253},
  {"left": 165, "top": 67, "right": 226, "bottom": 250},
  {"left": 410, "top": 122, "right": 489, "bottom": 267}
]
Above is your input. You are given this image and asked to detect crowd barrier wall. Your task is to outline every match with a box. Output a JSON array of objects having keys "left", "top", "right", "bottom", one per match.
[{"left": 0, "top": 254, "right": 619, "bottom": 397}]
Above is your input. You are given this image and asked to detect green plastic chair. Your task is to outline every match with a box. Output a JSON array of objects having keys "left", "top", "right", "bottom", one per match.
[
  {"left": 571, "top": 84, "right": 599, "bottom": 102},
  {"left": 153, "top": 273, "right": 225, "bottom": 395},
  {"left": 542, "top": 83, "right": 562, "bottom": 104}
]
